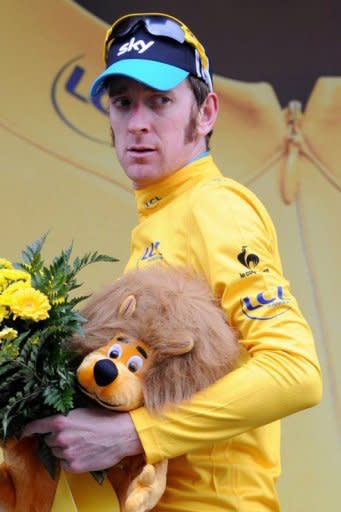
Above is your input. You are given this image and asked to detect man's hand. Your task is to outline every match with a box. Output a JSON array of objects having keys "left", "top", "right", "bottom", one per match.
[{"left": 22, "top": 408, "right": 143, "bottom": 473}]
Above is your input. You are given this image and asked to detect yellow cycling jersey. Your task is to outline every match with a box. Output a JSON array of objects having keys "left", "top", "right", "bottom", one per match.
[
  {"left": 124, "top": 155, "right": 322, "bottom": 511},
  {"left": 49, "top": 154, "right": 321, "bottom": 511}
]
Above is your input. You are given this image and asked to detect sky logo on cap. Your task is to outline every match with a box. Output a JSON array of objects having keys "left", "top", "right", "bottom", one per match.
[{"left": 117, "top": 37, "right": 155, "bottom": 56}]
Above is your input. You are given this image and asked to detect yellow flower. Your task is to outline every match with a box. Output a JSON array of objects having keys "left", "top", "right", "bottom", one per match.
[
  {"left": 0, "top": 305, "right": 9, "bottom": 322},
  {"left": 51, "top": 296, "right": 65, "bottom": 305},
  {"left": 0, "top": 343, "right": 19, "bottom": 359},
  {"left": 0, "top": 274, "right": 7, "bottom": 292},
  {"left": 10, "top": 288, "right": 51, "bottom": 321},
  {"left": 0, "top": 259, "right": 13, "bottom": 270},
  {"left": 1, "top": 269, "right": 30, "bottom": 294},
  {"left": 0, "top": 327, "right": 18, "bottom": 341},
  {"left": 0, "top": 268, "right": 31, "bottom": 285},
  {"left": 0, "top": 280, "right": 31, "bottom": 306}
]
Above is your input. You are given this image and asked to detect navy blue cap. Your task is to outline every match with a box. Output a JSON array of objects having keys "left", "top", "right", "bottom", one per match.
[{"left": 90, "top": 28, "right": 207, "bottom": 96}]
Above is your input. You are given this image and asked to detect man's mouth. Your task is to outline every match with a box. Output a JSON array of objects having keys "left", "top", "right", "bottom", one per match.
[{"left": 128, "top": 146, "right": 155, "bottom": 154}]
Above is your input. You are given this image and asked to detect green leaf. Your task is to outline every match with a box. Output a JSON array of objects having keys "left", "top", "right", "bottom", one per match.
[
  {"left": 18, "top": 233, "right": 48, "bottom": 270},
  {"left": 42, "top": 385, "right": 75, "bottom": 414},
  {"left": 37, "top": 436, "right": 58, "bottom": 480},
  {"left": 90, "top": 469, "right": 107, "bottom": 485}
]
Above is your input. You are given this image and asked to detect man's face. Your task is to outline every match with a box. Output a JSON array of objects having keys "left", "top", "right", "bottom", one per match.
[{"left": 108, "top": 77, "right": 205, "bottom": 189}]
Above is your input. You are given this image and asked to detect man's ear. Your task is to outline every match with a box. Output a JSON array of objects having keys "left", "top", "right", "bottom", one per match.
[
  {"left": 118, "top": 295, "right": 136, "bottom": 317},
  {"left": 197, "top": 92, "right": 219, "bottom": 137}
]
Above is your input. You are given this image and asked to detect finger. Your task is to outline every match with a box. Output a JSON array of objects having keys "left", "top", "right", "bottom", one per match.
[
  {"left": 21, "top": 417, "right": 57, "bottom": 438},
  {"left": 60, "top": 458, "right": 83, "bottom": 473},
  {"left": 43, "top": 432, "right": 58, "bottom": 447},
  {"left": 52, "top": 447, "right": 67, "bottom": 459}
]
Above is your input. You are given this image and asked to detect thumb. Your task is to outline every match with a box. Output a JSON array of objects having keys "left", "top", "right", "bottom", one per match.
[{"left": 21, "top": 417, "right": 55, "bottom": 438}]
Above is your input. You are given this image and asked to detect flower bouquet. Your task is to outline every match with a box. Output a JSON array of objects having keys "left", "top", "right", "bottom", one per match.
[{"left": 0, "top": 234, "right": 117, "bottom": 479}]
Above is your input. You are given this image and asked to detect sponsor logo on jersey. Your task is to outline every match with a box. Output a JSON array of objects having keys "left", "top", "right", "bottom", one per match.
[
  {"left": 144, "top": 196, "right": 162, "bottom": 209},
  {"left": 240, "top": 285, "right": 291, "bottom": 320},
  {"left": 137, "top": 241, "right": 163, "bottom": 267},
  {"left": 238, "top": 246, "right": 259, "bottom": 278},
  {"left": 238, "top": 246, "right": 260, "bottom": 269}
]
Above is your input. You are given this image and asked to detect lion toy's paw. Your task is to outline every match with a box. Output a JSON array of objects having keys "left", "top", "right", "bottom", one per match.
[{"left": 125, "top": 461, "right": 168, "bottom": 512}]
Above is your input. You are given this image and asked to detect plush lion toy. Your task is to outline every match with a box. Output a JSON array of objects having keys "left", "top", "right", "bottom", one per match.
[
  {"left": 0, "top": 265, "right": 239, "bottom": 512},
  {"left": 72, "top": 265, "right": 239, "bottom": 512}
]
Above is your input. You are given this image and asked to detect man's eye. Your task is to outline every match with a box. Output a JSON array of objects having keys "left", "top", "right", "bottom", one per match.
[
  {"left": 157, "top": 96, "right": 170, "bottom": 104},
  {"left": 112, "top": 97, "right": 130, "bottom": 108},
  {"left": 151, "top": 96, "right": 171, "bottom": 107}
]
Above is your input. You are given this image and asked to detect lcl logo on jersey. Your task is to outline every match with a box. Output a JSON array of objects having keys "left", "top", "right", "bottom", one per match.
[
  {"left": 137, "top": 241, "right": 164, "bottom": 268},
  {"left": 144, "top": 196, "right": 162, "bottom": 209},
  {"left": 241, "top": 286, "right": 291, "bottom": 320}
]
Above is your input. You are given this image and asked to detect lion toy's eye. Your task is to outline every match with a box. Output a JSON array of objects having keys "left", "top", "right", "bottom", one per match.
[
  {"left": 108, "top": 343, "right": 122, "bottom": 359},
  {"left": 127, "top": 355, "right": 143, "bottom": 373}
]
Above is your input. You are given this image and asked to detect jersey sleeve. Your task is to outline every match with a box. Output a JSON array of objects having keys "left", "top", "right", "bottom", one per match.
[{"left": 130, "top": 178, "right": 322, "bottom": 465}]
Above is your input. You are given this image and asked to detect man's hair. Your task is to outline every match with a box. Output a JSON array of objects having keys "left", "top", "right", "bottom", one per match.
[{"left": 188, "top": 76, "right": 213, "bottom": 149}]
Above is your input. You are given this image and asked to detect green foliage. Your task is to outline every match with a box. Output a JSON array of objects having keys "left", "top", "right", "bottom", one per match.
[
  {"left": 0, "top": 235, "right": 117, "bottom": 477},
  {"left": 37, "top": 436, "right": 58, "bottom": 480}
]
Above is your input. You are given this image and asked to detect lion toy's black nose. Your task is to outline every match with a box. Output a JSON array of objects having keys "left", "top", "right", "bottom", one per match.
[{"left": 94, "top": 359, "right": 118, "bottom": 386}]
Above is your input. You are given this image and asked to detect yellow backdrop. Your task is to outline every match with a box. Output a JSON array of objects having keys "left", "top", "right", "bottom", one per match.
[{"left": 1, "top": 1, "right": 340, "bottom": 510}]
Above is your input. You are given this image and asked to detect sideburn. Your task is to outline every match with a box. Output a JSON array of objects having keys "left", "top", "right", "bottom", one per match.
[{"left": 184, "top": 104, "right": 199, "bottom": 145}]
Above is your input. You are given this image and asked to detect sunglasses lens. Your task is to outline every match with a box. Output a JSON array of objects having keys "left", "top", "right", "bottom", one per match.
[
  {"left": 145, "top": 17, "right": 185, "bottom": 43},
  {"left": 109, "top": 16, "right": 143, "bottom": 38},
  {"left": 109, "top": 15, "right": 186, "bottom": 46}
]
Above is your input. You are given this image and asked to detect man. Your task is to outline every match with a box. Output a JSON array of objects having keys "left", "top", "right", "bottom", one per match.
[{"left": 24, "top": 13, "right": 322, "bottom": 511}]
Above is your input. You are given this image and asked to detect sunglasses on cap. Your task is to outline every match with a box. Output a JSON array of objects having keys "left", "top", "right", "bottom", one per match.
[{"left": 103, "top": 12, "right": 213, "bottom": 91}]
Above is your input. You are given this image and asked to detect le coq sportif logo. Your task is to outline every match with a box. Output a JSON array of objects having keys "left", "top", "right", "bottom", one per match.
[{"left": 237, "top": 246, "right": 260, "bottom": 269}]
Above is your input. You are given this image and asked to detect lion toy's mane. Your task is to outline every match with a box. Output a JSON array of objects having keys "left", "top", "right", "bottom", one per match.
[{"left": 72, "top": 265, "right": 239, "bottom": 412}]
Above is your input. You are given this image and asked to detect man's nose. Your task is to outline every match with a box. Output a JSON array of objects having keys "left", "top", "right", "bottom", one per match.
[{"left": 128, "top": 103, "right": 150, "bottom": 133}]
